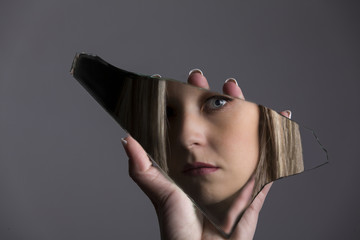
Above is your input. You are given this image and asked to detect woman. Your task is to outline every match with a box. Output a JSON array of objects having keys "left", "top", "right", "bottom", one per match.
[
  {"left": 165, "top": 80, "right": 262, "bottom": 232},
  {"left": 120, "top": 69, "right": 300, "bottom": 239},
  {"left": 72, "top": 54, "right": 302, "bottom": 238}
]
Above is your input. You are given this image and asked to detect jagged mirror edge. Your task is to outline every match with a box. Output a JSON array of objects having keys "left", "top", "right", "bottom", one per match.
[{"left": 70, "top": 53, "right": 328, "bottom": 238}]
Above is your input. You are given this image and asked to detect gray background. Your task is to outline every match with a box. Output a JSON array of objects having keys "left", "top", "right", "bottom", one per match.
[{"left": 1, "top": 0, "right": 359, "bottom": 239}]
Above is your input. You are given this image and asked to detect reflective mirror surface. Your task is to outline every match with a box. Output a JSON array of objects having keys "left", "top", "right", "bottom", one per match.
[{"left": 70, "top": 53, "right": 328, "bottom": 237}]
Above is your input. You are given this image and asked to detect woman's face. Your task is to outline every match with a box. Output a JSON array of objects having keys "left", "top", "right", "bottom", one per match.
[{"left": 166, "top": 82, "right": 260, "bottom": 206}]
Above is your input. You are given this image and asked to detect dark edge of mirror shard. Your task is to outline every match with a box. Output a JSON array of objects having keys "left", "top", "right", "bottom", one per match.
[
  {"left": 71, "top": 53, "right": 139, "bottom": 125},
  {"left": 70, "top": 53, "right": 329, "bottom": 239}
]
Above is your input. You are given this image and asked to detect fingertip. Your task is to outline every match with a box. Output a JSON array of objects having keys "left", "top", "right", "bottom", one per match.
[
  {"left": 286, "top": 110, "right": 292, "bottom": 119},
  {"left": 187, "top": 68, "right": 210, "bottom": 89},
  {"left": 223, "top": 78, "right": 245, "bottom": 100},
  {"left": 121, "top": 135, "right": 129, "bottom": 154},
  {"left": 122, "top": 136, "right": 152, "bottom": 172},
  {"left": 280, "top": 110, "right": 292, "bottom": 119},
  {"left": 264, "top": 182, "right": 273, "bottom": 191},
  {"left": 121, "top": 137, "right": 128, "bottom": 146},
  {"left": 188, "top": 68, "right": 203, "bottom": 76},
  {"left": 259, "top": 182, "right": 273, "bottom": 199},
  {"left": 224, "top": 78, "right": 238, "bottom": 86},
  {"left": 121, "top": 134, "right": 131, "bottom": 149},
  {"left": 150, "top": 74, "right": 162, "bottom": 78}
]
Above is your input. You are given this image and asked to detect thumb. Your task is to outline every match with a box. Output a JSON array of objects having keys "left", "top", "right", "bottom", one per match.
[{"left": 122, "top": 136, "right": 178, "bottom": 209}]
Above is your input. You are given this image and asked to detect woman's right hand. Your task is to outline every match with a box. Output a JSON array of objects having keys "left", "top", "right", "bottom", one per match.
[{"left": 122, "top": 70, "right": 290, "bottom": 239}]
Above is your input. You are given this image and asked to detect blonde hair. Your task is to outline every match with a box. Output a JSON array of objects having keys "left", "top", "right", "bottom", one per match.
[
  {"left": 253, "top": 105, "right": 304, "bottom": 197},
  {"left": 115, "top": 79, "right": 303, "bottom": 198},
  {"left": 115, "top": 76, "right": 168, "bottom": 171}
]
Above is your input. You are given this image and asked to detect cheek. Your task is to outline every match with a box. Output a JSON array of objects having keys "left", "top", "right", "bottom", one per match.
[
  {"left": 213, "top": 111, "right": 260, "bottom": 175},
  {"left": 220, "top": 132, "right": 259, "bottom": 170}
]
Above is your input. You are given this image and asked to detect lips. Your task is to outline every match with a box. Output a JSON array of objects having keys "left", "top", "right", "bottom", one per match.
[{"left": 182, "top": 162, "right": 219, "bottom": 176}]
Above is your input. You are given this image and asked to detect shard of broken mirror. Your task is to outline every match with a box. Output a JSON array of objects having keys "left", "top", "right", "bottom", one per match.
[{"left": 70, "top": 53, "right": 328, "bottom": 238}]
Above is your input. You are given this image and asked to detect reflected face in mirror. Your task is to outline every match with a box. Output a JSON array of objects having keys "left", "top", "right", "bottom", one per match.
[
  {"left": 72, "top": 53, "right": 329, "bottom": 237},
  {"left": 166, "top": 81, "right": 260, "bottom": 206}
]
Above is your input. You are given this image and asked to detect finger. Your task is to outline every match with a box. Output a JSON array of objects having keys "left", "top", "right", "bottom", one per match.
[
  {"left": 280, "top": 110, "right": 292, "bottom": 119},
  {"left": 248, "top": 182, "right": 273, "bottom": 213},
  {"left": 222, "top": 78, "right": 245, "bottom": 100},
  {"left": 151, "top": 74, "right": 162, "bottom": 78},
  {"left": 187, "top": 69, "right": 210, "bottom": 89},
  {"left": 221, "top": 177, "right": 256, "bottom": 233},
  {"left": 121, "top": 136, "right": 177, "bottom": 207},
  {"left": 232, "top": 182, "right": 273, "bottom": 239}
]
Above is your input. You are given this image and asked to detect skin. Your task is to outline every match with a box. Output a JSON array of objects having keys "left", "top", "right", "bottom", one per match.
[
  {"left": 122, "top": 71, "right": 290, "bottom": 239},
  {"left": 165, "top": 81, "right": 260, "bottom": 227}
]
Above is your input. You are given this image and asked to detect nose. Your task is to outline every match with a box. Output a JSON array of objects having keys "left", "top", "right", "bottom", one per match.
[{"left": 177, "top": 111, "right": 207, "bottom": 149}]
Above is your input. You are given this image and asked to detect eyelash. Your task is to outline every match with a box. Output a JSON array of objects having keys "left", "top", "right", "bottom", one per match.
[
  {"left": 166, "top": 95, "right": 233, "bottom": 118},
  {"left": 203, "top": 95, "right": 233, "bottom": 112}
]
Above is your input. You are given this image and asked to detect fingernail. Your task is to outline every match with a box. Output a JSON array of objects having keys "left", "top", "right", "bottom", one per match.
[
  {"left": 224, "top": 78, "right": 238, "bottom": 86},
  {"left": 151, "top": 74, "right": 162, "bottom": 78},
  {"left": 188, "top": 69, "right": 203, "bottom": 76},
  {"left": 285, "top": 110, "right": 292, "bottom": 119},
  {"left": 121, "top": 137, "right": 128, "bottom": 146}
]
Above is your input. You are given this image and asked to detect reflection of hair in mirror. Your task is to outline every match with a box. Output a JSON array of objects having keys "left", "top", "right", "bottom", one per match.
[
  {"left": 114, "top": 76, "right": 168, "bottom": 171},
  {"left": 115, "top": 78, "right": 303, "bottom": 202},
  {"left": 253, "top": 105, "right": 304, "bottom": 198}
]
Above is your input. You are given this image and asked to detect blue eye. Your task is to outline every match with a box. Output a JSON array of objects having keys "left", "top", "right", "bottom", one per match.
[{"left": 204, "top": 96, "right": 231, "bottom": 111}]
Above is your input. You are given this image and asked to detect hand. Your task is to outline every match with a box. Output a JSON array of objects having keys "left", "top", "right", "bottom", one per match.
[{"left": 122, "top": 70, "right": 291, "bottom": 239}]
